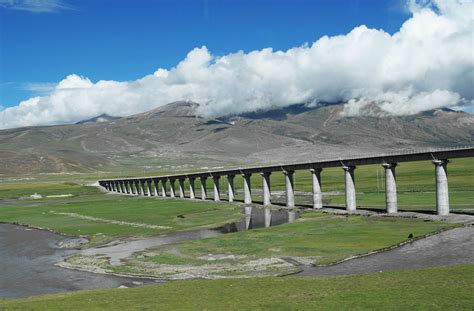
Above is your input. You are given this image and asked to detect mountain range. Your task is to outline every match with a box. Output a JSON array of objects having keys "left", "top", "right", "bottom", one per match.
[{"left": 0, "top": 101, "right": 472, "bottom": 175}]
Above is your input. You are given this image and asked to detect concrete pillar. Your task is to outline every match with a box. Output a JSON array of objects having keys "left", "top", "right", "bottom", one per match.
[
  {"left": 169, "top": 179, "right": 176, "bottom": 198},
  {"left": 343, "top": 166, "right": 356, "bottom": 211},
  {"left": 119, "top": 181, "right": 125, "bottom": 193},
  {"left": 242, "top": 173, "right": 252, "bottom": 204},
  {"left": 283, "top": 170, "right": 295, "bottom": 208},
  {"left": 227, "top": 175, "right": 235, "bottom": 202},
  {"left": 213, "top": 176, "right": 221, "bottom": 202},
  {"left": 161, "top": 179, "right": 167, "bottom": 197},
  {"left": 141, "top": 180, "right": 147, "bottom": 196},
  {"left": 288, "top": 211, "right": 296, "bottom": 223},
  {"left": 153, "top": 179, "right": 159, "bottom": 196},
  {"left": 189, "top": 177, "right": 196, "bottom": 199},
  {"left": 264, "top": 208, "right": 272, "bottom": 228},
  {"left": 146, "top": 180, "right": 153, "bottom": 196},
  {"left": 310, "top": 168, "right": 323, "bottom": 209},
  {"left": 111, "top": 182, "right": 117, "bottom": 192},
  {"left": 129, "top": 182, "right": 134, "bottom": 194},
  {"left": 260, "top": 172, "right": 271, "bottom": 206},
  {"left": 433, "top": 159, "right": 450, "bottom": 215},
  {"left": 135, "top": 180, "right": 142, "bottom": 195},
  {"left": 244, "top": 206, "right": 252, "bottom": 230},
  {"left": 125, "top": 181, "right": 131, "bottom": 194},
  {"left": 382, "top": 163, "right": 398, "bottom": 214},
  {"left": 200, "top": 176, "right": 207, "bottom": 200},
  {"left": 178, "top": 178, "right": 185, "bottom": 198}
]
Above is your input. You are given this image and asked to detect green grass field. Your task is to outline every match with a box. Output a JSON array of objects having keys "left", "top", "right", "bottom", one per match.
[
  {"left": 131, "top": 213, "right": 452, "bottom": 272},
  {"left": 0, "top": 162, "right": 472, "bottom": 309},
  {"left": 0, "top": 184, "right": 242, "bottom": 245},
  {"left": 1, "top": 265, "right": 473, "bottom": 310}
]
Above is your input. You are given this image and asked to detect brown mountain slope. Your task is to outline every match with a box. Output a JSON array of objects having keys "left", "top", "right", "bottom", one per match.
[{"left": 0, "top": 102, "right": 472, "bottom": 175}]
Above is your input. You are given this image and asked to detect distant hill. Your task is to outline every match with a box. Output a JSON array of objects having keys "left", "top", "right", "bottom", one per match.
[
  {"left": 76, "top": 113, "right": 121, "bottom": 124},
  {"left": 0, "top": 101, "right": 472, "bottom": 175}
]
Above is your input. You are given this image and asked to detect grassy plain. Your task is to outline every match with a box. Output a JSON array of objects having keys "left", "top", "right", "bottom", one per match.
[
  {"left": 1, "top": 265, "right": 473, "bottom": 310},
  {"left": 0, "top": 184, "right": 242, "bottom": 245},
  {"left": 137, "top": 212, "right": 451, "bottom": 269}
]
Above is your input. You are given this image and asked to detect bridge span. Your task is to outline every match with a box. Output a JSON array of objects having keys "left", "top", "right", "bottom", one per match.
[{"left": 98, "top": 146, "right": 474, "bottom": 215}]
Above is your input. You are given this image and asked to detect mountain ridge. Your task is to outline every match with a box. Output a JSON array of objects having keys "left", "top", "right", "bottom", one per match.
[{"left": 0, "top": 101, "right": 472, "bottom": 175}]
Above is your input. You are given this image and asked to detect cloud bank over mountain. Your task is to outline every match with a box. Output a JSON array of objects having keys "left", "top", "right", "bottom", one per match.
[{"left": 1, "top": 0, "right": 472, "bottom": 129}]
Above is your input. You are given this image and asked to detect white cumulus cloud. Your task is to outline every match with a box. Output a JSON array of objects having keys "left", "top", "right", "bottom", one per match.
[{"left": 1, "top": 0, "right": 473, "bottom": 129}]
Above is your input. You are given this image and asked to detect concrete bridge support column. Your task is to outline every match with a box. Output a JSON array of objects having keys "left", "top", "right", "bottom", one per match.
[
  {"left": 213, "top": 176, "right": 221, "bottom": 201},
  {"left": 433, "top": 159, "right": 450, "bottom": 215},
  {"left": 310, "top": 168, "right": 323, "bottom": 209},
  {"left": 200, "top": 177, "right": 207, "bottom": 200},
  {"left": 242, "top": 173, "right": 252, "bottom": 204},
  {"left": 112, "top": 182, "right": 118, "bottom": 192},
  {"left": 129, "top": 182, "right": 134, "bottom": 194},
  {"left": 227, "top": 175, "right": 235, "bottom": 202},
  {"left": 343, "top": 166, "right": 356, "bottom": 211},
  {"left": 169, "top": 179, "right": 176, "bottom": 198},
  {"left": 261, "top": 172, "right": 271, "bottom": 206},
  {"left": 264, "top": 208, "right": 271, "bottom": 228},
  {"left": 124, "top": 181, "right": 130, "bottom": 194},
  {"left": 283, "top": 170, "right": 295, "bottom": 208},
  {"left": 147, "top": 180, "right": 153, "bottom": 196},
  {"left": 189, "top": 177, "right": 196, "bottom": 199},
  {"left": 141, "top": 180, "right": 148, "bottom": 196},
  {"left": 382, "top": 163, "right": 398, "bottom": 214},
  {"left": 135, "top": 181, "right": 142, "bottom": 195},
  {"left": 244, "top": 206, "right": 252, "bottom": 230},
  {"left": 153, "top": 179, "right": 159, "bottom": 196},
  {"left": 119, "top": 182, "right": 125, "bottom": 194},
  {"left": 161, "top": 179, "right": 167, "bottom": 197},
  {"left": 178, "top": 179, "right": 185, "bottom": 198},
  {"left": 288, "top": 211, "right": 296, "bottom": 223}
]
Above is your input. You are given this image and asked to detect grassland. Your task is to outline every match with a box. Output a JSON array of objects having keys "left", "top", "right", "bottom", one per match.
[
  {"left": 1, "top": 265, "right": 473, "bottom": 310},
  {"left": 138, "top": 213, "right": 452, "bottom": 267},
  {"left": 0, "top": 184, "right": 242, "bottom": 245}
]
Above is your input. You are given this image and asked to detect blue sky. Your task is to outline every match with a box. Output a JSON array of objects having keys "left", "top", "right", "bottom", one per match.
[
  {"left": 1, "top": 0, "right": 472, "bottom": 128},
  {"left": 0, "top": 0, "right": 409, "bottom": 107}
]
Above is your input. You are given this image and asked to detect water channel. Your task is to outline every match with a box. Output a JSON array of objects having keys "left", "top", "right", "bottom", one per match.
[{"left": 0, "top": 207, "right": 297, "bottom": 298}]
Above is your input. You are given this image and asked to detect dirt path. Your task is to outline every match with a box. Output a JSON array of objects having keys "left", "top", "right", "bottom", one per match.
[{"left": 297, "top": 226, "right": 474, "bottom": 276}]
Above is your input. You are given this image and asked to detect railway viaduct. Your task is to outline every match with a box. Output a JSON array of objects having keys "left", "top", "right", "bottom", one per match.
[{"left": 99, "top": 147, "right": 474, "bottom": 215}]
